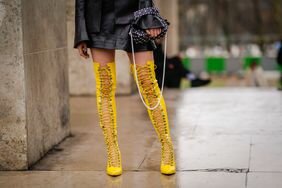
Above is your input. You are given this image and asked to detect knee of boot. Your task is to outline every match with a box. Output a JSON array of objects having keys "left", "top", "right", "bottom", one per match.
[{"left": 94, "top": 62, "right": 117, "bottom": 91}]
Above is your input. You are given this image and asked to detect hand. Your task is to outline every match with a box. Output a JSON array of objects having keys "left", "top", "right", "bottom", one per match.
[
  {"left": 146, "top": 28, "right": 161, "bottom": 38},
  {"left": 77, "top": 42, "right": 90, "bottom": 59}
]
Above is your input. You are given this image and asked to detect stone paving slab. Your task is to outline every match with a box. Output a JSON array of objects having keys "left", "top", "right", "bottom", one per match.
[
  {"left": 32, "top": 95, "right": 158, "bottom": 171},
  {"left": 250, "top": 136, "right": 282, "bottom": 172},
  {"left": 140, "top": 135, "right": 251, "bottom": 171},
  {"left": 31, "top": 129, "right": 155, "bottom": 171},
  {"left": 1, "top": 88, "right": 281, "bottom": 187},
  {"left": 0, "top": 171, "right": 246, "bottom": 188},
  {"left": 247, "top": 172, "right": 282, "bottom": 188},
  {"left": 178, "top": 171, "right": 246, "bottom": 188},
  {"left": 177, "top": 88, "right": 282, "bottom": 137}
]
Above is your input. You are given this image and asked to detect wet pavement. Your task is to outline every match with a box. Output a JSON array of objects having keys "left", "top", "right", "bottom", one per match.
[{"left": 1, "top": 88, "right": 282, "bottom": 188}]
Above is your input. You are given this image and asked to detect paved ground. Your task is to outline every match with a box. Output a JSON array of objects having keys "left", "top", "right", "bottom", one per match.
[{"left": 0, "top": 88, "right": 282, "bottom": 188}]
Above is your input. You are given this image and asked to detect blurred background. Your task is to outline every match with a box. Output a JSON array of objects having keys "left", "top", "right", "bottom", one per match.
[
  {"left": 66, "top": 0, "right": 282, "bottom": 95},
  {"left": 177, "top": 0, "right": 282, "bottom": 88}
]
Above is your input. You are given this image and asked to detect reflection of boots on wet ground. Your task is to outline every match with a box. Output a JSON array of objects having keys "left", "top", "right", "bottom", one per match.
[
  {"left": 106, "top": 175, "right": 123, "bottom": 188},
  {"left": 160, "top": 173, "right": 177, "bottom": 188}
]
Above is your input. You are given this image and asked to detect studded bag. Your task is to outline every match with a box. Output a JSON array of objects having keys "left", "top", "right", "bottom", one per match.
[{"left": 129, "top": 7, "right": 169, "bottom": 48}]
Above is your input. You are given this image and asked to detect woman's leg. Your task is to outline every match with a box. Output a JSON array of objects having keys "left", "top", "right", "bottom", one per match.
[
  {"left": 91, "top": 48, "right": 115, "bottom": 66},
  {"left": 127, "top": 51, "right": 176, "bottom": 175},
  {"left": 91, "top": 48, "right": 122, "bottom": 176}
]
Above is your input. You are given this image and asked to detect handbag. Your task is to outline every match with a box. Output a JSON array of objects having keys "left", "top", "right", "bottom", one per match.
[
  {"left": 129, "top": 7, "right": 169, "bottom": 48},
  {"left": 129, "top": 6, "right": 169, "bottom": 110}
]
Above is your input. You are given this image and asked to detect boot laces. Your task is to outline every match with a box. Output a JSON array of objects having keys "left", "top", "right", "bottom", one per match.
[
  {"left": 97, "top": 66, "right": 121, "bottom": 167},
  {"left": 135, "top": 64, "right": 175, "bottom": 166}
]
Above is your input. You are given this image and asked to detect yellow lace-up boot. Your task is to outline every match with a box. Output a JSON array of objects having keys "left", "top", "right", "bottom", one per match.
[
  {"left": 130, "top": 60, "right": 176, "bottom": 175},
  {"left": 93, "top": 62, "right": 122, "bottom": 176}
]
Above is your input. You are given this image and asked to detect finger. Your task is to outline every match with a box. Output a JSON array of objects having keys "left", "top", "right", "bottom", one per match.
[
  {"left": 155, "top": 29, "right": 160, "bottom": 37},
  {"left": 81, "top": 44, "right": 90, "bottom": 58},
  {"left": 78, "top": 47, "right": 87, "bottom": 59},
  {"left": 153, "top": 29, "right": 158, "bottom": 37},
  {"left": 146, "top": 30, "right": 150, "bottom": 35},
  {"left": 150, "top": 29, "right": 155, "bottom": 37},
  {"left": 153, "top": 29, "right": 157, "bottom": 36},
  {"left": 78, "top": 47, "right": 83, "bottom": 57},
  {"left": 85, "top": 50, "right": 90, "bottom": 59},
  {"left": 150, "top": 29, "right": 154, "bottom": 37},
  {"left": 156, "top": 29, "right": 161, "bottom": 36},
  {"left": 83, "top": 47, "right": 90, "bottom": 59},
  {"left": 82, "top": 45, "right": 88, "bottom": 55}
]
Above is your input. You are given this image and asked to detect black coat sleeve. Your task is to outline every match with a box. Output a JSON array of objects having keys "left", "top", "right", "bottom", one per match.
[
  {"left": 138, "top": 0, "right": 164, "bottom": 30},
  {"left": 74, "top": 0, "right": 89, "bottom": 48}
]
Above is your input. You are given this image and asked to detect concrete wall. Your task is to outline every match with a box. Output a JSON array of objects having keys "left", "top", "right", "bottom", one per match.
[
  {"left": 0, "top": 0, "right": 70, "bottom": 170},
  {"left": 156, "top": 0, "right": 180, "bottom": 57},
  {"left": 66, "top": 0, "right": 133, "bottom": 96},
  {"left": 22, "top": 0, "right": 70, "bottom": 166},
  {"left": 66, "top": 0, "right": 95, "bottom": 95},
  {"left": 0, "top": 0, "right": 27, "bottom": 170}
]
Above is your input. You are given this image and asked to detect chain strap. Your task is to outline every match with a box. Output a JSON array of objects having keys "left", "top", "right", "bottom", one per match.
[{"left": 129, "top": 29, "right": 168, "bottom": 110}]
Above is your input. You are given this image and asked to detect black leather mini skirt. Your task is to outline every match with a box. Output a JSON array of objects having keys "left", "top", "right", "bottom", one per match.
[{"left": 87, "top": 0, "right": 154, "bottom": 52}]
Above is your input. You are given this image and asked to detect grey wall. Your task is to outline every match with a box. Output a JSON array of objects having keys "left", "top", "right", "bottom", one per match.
[
  {"left": 22, "top": 0, "right": 70, "bottom": 166},
  {"left": 156, "top": 0, "right": 180, "bottom": 57},
  {"left": 0, "top": 0, "right": 70, "bottom": 170},
  {"left": 66, "top": 0, "right": 95, "bottom": 95},
  {"left": 0, "top": 0, "right": 27, "bottom": 170}
]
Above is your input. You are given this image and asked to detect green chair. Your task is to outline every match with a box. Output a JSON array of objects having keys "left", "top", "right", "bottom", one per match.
[
  {"left": 278, "top": 64, "right": 282, "bottom": 72},
  {"left": 205, "top": 57, "right": 226, "bottom": 73},
  {"left": 181, "top": 57, "right": 191, "bottom": 70},
  {"left": 243, "top": 57, "right": 261, "bottom": 69}
]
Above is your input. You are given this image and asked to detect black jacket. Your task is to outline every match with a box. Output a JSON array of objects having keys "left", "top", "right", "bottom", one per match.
[{"left": 74, "top": 0, "right": 162, "bottom": 48}]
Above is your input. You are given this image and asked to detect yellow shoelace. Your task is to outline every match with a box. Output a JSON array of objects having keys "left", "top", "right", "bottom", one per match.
[
  {"left": 135, "top": 64, "right": 175, "bottom": 166},
  {"left": 97, "top": 66, "right": 121, "bottom": 167}
]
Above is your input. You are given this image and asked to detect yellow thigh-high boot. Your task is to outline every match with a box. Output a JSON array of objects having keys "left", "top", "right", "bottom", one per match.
[
  {"left": 93, "top": 62, "right": 122, "bottom": 176},
  {"left": 130, "top": 60, "right": 176, "bottom": 175}
]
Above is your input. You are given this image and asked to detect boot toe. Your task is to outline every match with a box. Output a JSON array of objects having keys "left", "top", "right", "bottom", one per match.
[
  {"left": 161, "top": 165, "right": 176, "bottom": 175},
  {"left": 107, "top": 166, "right": 123, "bottom": 176}
]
